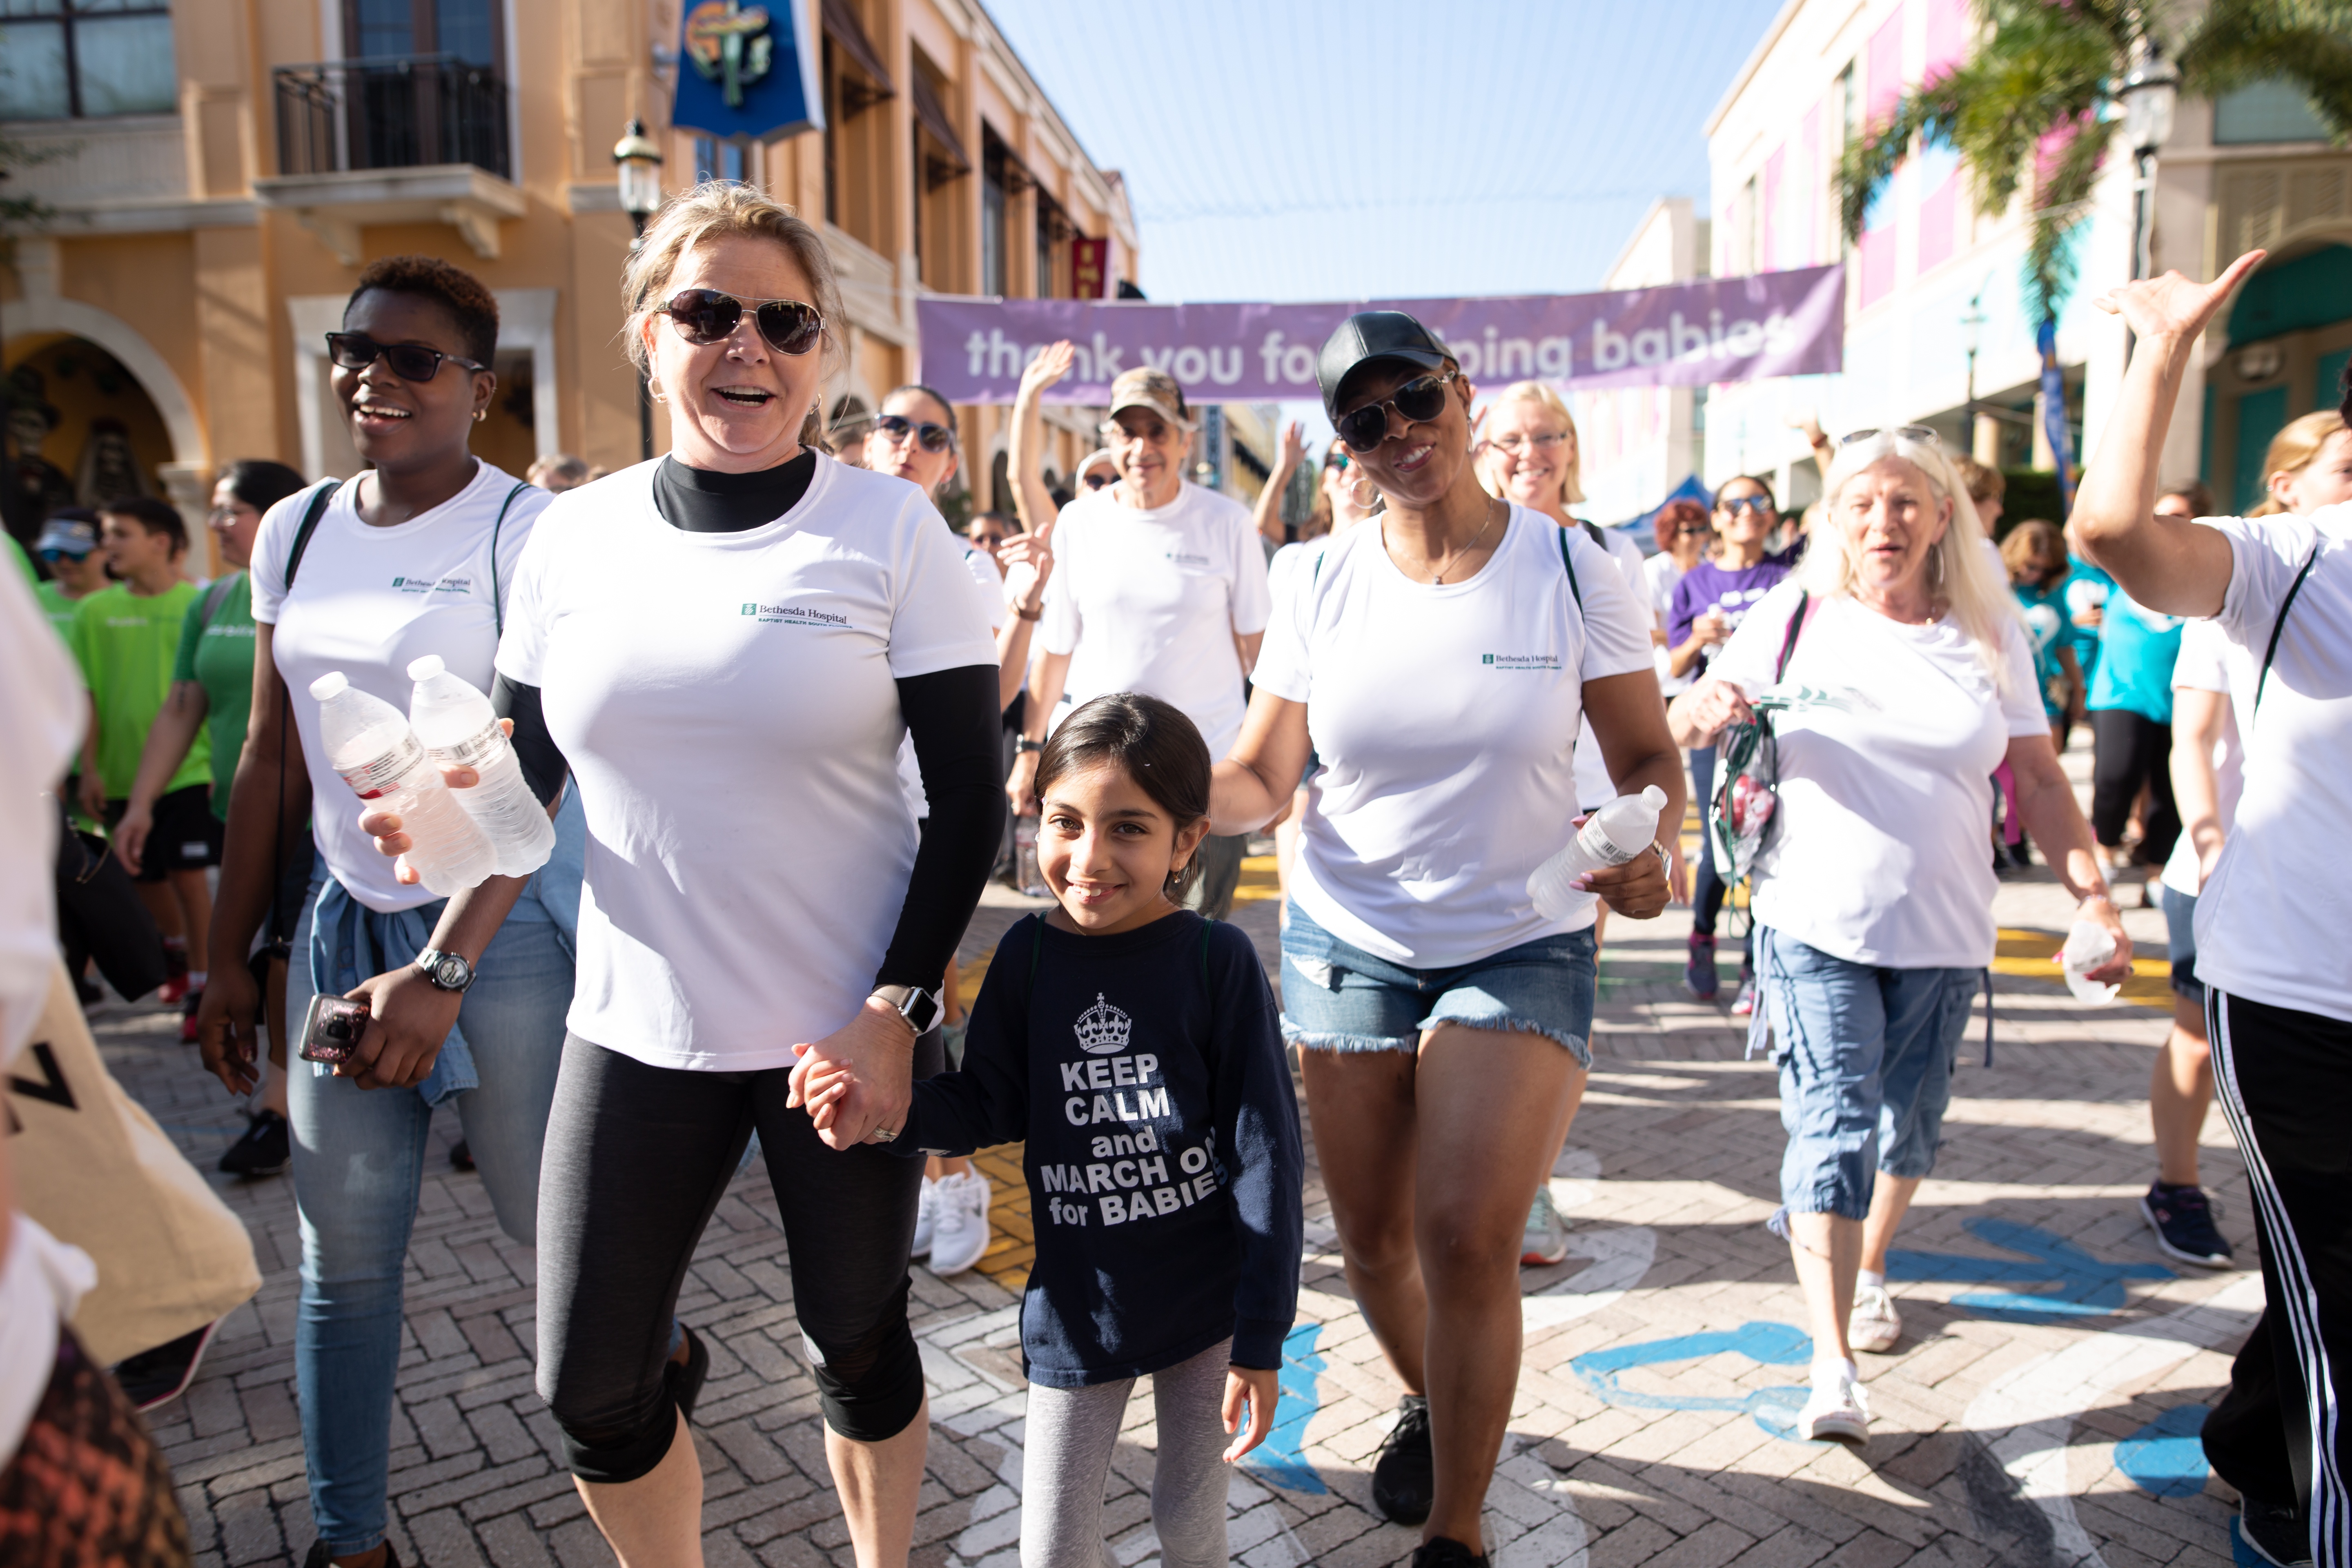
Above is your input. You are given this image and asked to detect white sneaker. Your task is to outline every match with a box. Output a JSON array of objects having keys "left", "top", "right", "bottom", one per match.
[
  {"left": 1521, "top": 1186, "right": 1570, "bottom": 1266},
  {"left": 911, "top": 1176, "right": 938, "bottom": 1258},
  {"left": 927, "top": 1172, "right": 992, "bottom": 1276},
  {"left": 1800, "top": 1366, "right": 1870, "bottom": 1442},
  {"left": 1849, "top": 1284, "right": 1902, "bottom": 1353}
]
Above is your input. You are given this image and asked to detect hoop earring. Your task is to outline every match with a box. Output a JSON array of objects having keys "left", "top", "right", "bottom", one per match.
[
  {"left": 472, "top": 409, "right": 486, "bottom": 423},
  {"left": 1351, "top": 478, "right": 1382, "bottom": 510}
]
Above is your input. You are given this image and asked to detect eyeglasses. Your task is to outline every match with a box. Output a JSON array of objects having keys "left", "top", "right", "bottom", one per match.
[
  {"left": 1718, "top": 495, "right": 1775, "bottom": 516},
  {"left": 658, "top": 288, "right": 825, "bottom": 356},
  {"left": 1098, "top": 416, "right": 1176, "bottom": 446},
  {"left": 1083, "top": 471, "right": 1116, "bottom": 490},
  {"left": 1488, "top": 431, "right": 1570, "bottom": 454},
  {"left": 1672, "top": 522, "right": 1712, "bottom": 535},
  {"left": 1323, "top": 449, "right": 1350, "bottom": 471},
  {"left": 872, "top": 412, "right": 956, "bottom": 453},
  {"left": 1336, "top": 370, "right": 1459, "bottom": 453},
  {"left": 325, "top": 332, "right": 488, "bottom": 381},
  {"left": 1840, "top": 425, "right": 1940, "bottom": 448}
]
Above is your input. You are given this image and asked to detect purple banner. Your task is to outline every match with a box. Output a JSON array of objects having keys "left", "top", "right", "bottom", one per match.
[{"left": 915, "top": 265, "right": 1844, "bottom": 404}]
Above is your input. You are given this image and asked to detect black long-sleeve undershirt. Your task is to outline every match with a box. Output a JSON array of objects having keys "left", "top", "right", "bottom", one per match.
[{"left": 492, "top": 450, "right": 1003, "bottom": 997}]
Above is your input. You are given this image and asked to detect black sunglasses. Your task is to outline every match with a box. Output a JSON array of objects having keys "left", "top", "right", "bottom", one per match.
[
  {"left": 1335, "top": 370, "right": 1458, "bottom": 453},
  {"left": 873, "top": 412, "right": 955, "bottom": 453},
  {"left": 325, "top": 332, "right": 487, "bottom": 382},
  {"left": 659, "top": 288, "right": 825, "bottom": 356},
  {"left": 1083, "top": 471, "right": 1115, "bottom": 490}
]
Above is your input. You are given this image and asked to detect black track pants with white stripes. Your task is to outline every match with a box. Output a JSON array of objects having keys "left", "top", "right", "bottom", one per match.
[{"left": 2203, "top": 989, "right": 2352, "bottom": 1566}]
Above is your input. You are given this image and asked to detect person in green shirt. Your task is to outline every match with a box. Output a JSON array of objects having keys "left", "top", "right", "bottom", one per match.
[
  {"left": 116, "top": 461, "right": 310, "bottom": 1166},
  {"left": 32, "top": 510, "right": 111, "bottom": 645},
  {"left": 72, "top": 496, "right": 216, "bottom": 1014}
]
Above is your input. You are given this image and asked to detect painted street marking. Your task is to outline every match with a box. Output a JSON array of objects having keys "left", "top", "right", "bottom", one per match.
[
  {"left": 1568, "top": 1321, "right": 1813, "bottom": 1441},
  {"left": 1889, "top": 1216, "right": 2175, "bottom": 1322}
]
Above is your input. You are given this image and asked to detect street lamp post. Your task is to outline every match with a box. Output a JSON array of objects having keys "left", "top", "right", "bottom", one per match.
[
  {"left": 2120, "top": 41, "right": 2179, "bottom": 282},
  {"left": 613, "top": 120, "right": 665, "bottom": 463},
  {"left": 1960, "top": 288, "right": 1987, "bottom": 461}
]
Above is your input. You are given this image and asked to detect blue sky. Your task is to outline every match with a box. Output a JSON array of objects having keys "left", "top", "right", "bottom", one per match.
[{"left": 984, "top": 0, "right": 1789, "bottom": 305}]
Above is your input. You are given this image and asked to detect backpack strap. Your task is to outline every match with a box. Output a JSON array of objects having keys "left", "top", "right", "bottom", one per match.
[
  {"left": 2254, "top": 544, "right": 2320, "bottom": 713},
  {"left": 1773, "top": 592, "right": 1815, "bottom": 682},
  {"left": 284, "top": 478, "right": 341, "bottom": 589},
  {"left": 1556, "top": 526, "right": 1582, "bottom": 610},
  {"left": 197, "top": 571, "right": 239, "bottom": 628},
  {"left": 490, "top": 480, "right": 530, "bottom": 636}
]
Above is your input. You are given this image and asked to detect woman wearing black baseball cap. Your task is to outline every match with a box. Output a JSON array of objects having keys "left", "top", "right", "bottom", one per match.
[{"left": 1210, "top": 311, "right": 1682, "bottom": 1567}]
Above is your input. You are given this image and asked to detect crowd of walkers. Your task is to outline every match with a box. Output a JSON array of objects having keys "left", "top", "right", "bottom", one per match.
[{"left": 2, "top": 186, "right": 2346, "bottom": 1568}]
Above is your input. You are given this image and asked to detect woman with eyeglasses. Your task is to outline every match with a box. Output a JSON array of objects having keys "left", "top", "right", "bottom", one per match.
[
  {"left": 192, "top": 256, "right": 577, "bottom": 1568},
  {"left": 359, "top": 184, "right": 1001, "bottom": 1566},
  {"left": 1668, "top": 428, "right": 2126, "bottom": 1446},
  {"left": 1212, "top": 313, "right": 1679, "bottom": 1568},
  {"left": 1008, "top": 363, "right": 1271, "bottom": 922},
  {"left": 1668, "top": 475, "right": 1791, "bottom": 1011}
]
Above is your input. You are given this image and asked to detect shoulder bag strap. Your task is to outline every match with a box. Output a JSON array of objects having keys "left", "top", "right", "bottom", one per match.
[
  {"left": 198, "top": 571, "right": 237, "bottom": 628},
  {"left": 490, "top": 480, "right": 530, "bottom": 637},
  {"left": 2253, "top": 544, "right": 2321, "bottom": 714},
  {"left": 1556, "top": 526, "right": 1582, "bottom": 610},
  {"left": 1773, "top": 592, "right": 1813, "bottom": 682},
  {"left": 285, "top": 478, "right": 341, "bottom": 589}
]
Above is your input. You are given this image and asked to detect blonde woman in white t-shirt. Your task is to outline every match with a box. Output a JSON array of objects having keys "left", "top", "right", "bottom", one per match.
[
  {"left": 1212, "top": 313, "right": 1682, "bottom": 1568},
  {"left": 1669, "top": 428, "right": 2126, "bottom": 1446},
  {"left": 2073, "top": 252, "right": 2352, "bottom": 1566}
]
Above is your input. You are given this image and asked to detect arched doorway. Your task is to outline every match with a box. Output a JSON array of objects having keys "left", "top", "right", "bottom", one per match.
[
  {"left": 4, "top": 336, "right": 177, "bottom": 548},
  {"left": 2204, "top": 239, "right": 2352, "bottom": 510}
]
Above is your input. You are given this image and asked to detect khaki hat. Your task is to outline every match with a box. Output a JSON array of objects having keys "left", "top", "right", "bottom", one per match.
[{"left": 1106, "top": 365, "right": 1192, "bottom": 430}]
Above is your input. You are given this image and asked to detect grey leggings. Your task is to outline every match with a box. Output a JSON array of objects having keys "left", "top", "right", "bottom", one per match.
[{"left": 1021, "top": 1339, "right": 1232, "bottom": 1568}]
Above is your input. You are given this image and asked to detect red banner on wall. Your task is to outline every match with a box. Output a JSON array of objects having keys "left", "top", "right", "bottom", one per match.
[{"left": 1069, "top": 237, "right": 1109, "bottom": 301}]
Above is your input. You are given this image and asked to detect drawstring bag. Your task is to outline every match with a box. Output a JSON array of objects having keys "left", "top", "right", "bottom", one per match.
[{"left": 1707, "top": 593, "right": 1816, "bottom": 887}]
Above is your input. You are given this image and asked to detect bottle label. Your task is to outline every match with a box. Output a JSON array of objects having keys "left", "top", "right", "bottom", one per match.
[
  {"left": 432, "top": 721, "right": 504, "bottom": 770},
  {"left": 336, "top": 732, "right": 425, "bottom": 800}
]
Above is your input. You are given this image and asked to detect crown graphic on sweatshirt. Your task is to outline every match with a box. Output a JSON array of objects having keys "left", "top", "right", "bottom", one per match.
[{"left": 1074, "top": 993, "right": 1132, "bottom": 1055}]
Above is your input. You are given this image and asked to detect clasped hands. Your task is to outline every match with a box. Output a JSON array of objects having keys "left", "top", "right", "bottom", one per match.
[{"left": 785, "top": 998, "right": 918, "bottom": 1150}]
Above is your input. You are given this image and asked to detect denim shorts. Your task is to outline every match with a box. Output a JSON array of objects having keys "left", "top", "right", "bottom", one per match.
[
  {"left": 2164, "top": 887, "right": 2201, "bottom": 1004},
  {"left": 1278, "top": 899, "right": 1598, "bottom": 1067},
  {"left": 1755, "top": 926, "right": 1981, "bottom": 1224}
]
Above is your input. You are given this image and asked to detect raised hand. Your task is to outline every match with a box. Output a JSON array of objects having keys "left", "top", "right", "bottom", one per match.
[
  {"left": 1019, "top": 340, "right": 1077, "bottom": 401},
  {"left": 2091, "top": 251, "right": 2264, "bottom": 345},
  {"left": 998, "top": 530, "right": 1054, "bottom": 614},
  {"left": 1276, "top": 421, "right": 1304, "bottom": 479}
]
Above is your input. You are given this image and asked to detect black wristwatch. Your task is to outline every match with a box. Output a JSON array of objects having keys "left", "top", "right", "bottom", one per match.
[
  {"left": 414, "top": 947, "right": 477, "bottom": 994},
  {"left": 871, "top": 984, "right": 942, "bottom": 1036},
  {"left": 1015, "top": 737, "right": 1043, "bottom": 755}
]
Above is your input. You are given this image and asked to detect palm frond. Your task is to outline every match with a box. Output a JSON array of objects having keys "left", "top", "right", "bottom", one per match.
[
  {"left": 2021, "top": 111, "right": 2116, "bottom": 327},
  {"left": 2181, "top": 0, "right": 2352, "bottom": 142}
]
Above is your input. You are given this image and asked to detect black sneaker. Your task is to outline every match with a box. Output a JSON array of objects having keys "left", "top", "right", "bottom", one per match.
[
  {"left": 303, "top": 1539, "right": 404, "bottom": 1568},
  {"left": 1684, "top": 934, "right": 1719, "bottom": 1000},
  {"left": 1372, "top": 1394, "right": 1433, "bottom": 1526},
  {"left": 449, "top": 1138, "right": 475, "bottom": 1172},
  {"left": 219, "top": 1109, "right": 291, "bottom": 1177},
  {"left": 1411, "top": 1539, "right": 1488, "bottom": 1568},
  {"left": 2141, "top": 1182, "right": 2233, "bottom": 1268},
  {"left": 111, "top": 1319, "right": 221, "bottom": 1410},
  {"left": 2238, "top": 1498, "right": 2313, "bottom": 1566}
]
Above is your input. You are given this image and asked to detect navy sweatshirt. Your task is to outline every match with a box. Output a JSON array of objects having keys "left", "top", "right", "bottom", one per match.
[{"left": 898, "top": 909, "right": 1303, "bottom": 1388}]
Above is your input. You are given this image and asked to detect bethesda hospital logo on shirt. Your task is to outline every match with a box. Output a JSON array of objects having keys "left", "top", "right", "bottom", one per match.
[
  {"left": 1482, "top": 651, "right": 1562, "bottom": 670},
  {"left": 1038, "top": 991, "right": 1225, "bottom": 1230},
  {"left": 737, "top": 600, "right": 850, "bottom": 628},
  {"left": 390, "top": 573, "right": 475, "bottom": 597}
]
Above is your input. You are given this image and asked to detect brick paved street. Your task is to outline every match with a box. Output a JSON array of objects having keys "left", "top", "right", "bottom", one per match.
[{"left": 89, "top": 762, "right": 2257, "bottom": 1568}]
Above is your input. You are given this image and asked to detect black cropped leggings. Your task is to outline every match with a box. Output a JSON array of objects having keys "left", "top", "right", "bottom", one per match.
[{"left": 535, "top": 1030, "right": 944, "bottom": 1482}]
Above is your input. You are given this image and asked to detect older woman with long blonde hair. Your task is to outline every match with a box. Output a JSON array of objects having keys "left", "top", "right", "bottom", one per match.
[{"left": 1668, "top": 428, "right": 2127, "bottom": 1444}]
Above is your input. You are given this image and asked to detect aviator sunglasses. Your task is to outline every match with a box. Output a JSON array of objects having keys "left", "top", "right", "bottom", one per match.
[
  {"left": 325, "top": 332, "right": 488, "bottom": 381},
  {"left": 659, "top": 288, "right": 825, "bottom": 355},
  {"left": 1336, "top": 370, "right": 1459, "bottom": 453},
  {"left": 873, "top": 412, "right": 956, "bottom": 453}
]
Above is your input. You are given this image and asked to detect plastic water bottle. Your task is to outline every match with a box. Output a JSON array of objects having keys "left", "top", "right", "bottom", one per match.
[
  {"left": 1528, "top": 785, "right": 1670, "bottom": 922},
  {"left": 1013, "top": 816, "right": 1049, "bottom": 899},
  {"left": 2061, "top": 919, "right": 2121, "bottom": 1005},
  {"left": 309, "top": 672, "right": 496, "bottom": 897},
  {"left": 406, "top": 655, "right": 556, "bottom": 879}
]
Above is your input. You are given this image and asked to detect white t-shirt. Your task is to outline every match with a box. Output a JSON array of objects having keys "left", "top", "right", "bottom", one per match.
[
  {"left": 1252, "top": 505, "right": 1655, "bottom": 967},
  {"left": 900, "top": 545, "right": 1006, "bottom": 819},
  {"left": 1711, "top": 581, "right": 2045, "bottom": 969},
  {"left": 1644, "top": 550, "right": 1691, "bottom": 695},
  {"left": 2159, "top": 618, "right": 2243, "bottom": 898},
  {"left": 251, "top": 462, "right": 549, "bottom": 913},
  {"left": 1040, "top": 481, "right": 1272, "bottom": 757},
  {"left": 497, "top": 458, "right": 998, "bottom": 1069},
  {"left": 1571, "top": 523, "right": 1652, "bottom": 808},
  {"left": 2192, "top": 506, "right": 2352, "bottom": 1020}
]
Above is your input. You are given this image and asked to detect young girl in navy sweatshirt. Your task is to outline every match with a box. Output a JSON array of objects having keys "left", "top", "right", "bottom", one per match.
[{"left": 793, "top": 691, "right": 1303, "bottom": 1568}]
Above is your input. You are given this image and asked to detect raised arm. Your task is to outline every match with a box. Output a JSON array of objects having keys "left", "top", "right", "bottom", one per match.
[
  {"left": 2071, "top": 254, "right": 2264, "bottom": 616},
  {"left": 1009, "top": 341, "right": 1076, "bottom": 541},
  {"left": 1253, "top": 422, "right": 1303, "bottom": 545}
]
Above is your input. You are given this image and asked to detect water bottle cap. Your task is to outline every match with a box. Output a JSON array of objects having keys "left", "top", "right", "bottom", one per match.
[
  {"left": 1639, "top": 785, "right": 1668, "bottom": 808},
  {"left": 309, "top": 671, "right": 348, "bottom": 701},
  {"left": 407, "top": 654, "right": 446, "bottom": 682}
]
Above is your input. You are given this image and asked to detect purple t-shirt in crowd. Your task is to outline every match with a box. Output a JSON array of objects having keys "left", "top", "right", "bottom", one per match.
[{"left": 1669, "top": 559, "right": 1794, "bottom": 681}]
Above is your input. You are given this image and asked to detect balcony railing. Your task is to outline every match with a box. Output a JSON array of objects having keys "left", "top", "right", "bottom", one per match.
[{"left": 274, "top": 55, "right": 510, "bottom": 181}]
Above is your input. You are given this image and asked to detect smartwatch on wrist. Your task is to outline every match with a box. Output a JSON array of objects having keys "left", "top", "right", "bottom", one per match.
[
  {"left": 871, "top": 984, "right": 942, "bottom": 1036},
  {"left": 1015, "top": 737, "right": 1044, "bottom": 755},
  {"left": 414, "top": 947, "right": 477, "bottom": 994}
]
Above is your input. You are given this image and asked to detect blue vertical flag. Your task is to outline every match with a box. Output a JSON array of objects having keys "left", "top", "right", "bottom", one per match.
[
  {"left": 2038, "top": 317, "right": 2076, "bottom": 514},
  {"left": 672, "top": 0, "right": 824, "bottom": 142}
]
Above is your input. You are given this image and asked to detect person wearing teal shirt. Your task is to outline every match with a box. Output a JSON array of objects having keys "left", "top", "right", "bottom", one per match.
[
  {"left": 2000, "top": 519, "right": 2087, "bottom": 747},
  {"left": 2087, "top": 581, "right": 2183, "bottom": 898}
]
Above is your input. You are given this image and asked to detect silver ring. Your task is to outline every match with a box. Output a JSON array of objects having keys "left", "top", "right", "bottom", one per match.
[{"left": 869, "top": 1124, "right": 898, "bottom": 1144}]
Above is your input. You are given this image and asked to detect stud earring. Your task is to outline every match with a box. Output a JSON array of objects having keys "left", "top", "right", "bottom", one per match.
[{"left": 473, "top": 409, "right": 487, "bottom": 423}]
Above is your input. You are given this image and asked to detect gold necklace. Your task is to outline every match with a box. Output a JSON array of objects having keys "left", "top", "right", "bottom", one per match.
[{"left": 1390, "top": 498, "right": 1501, "bottom": 584}]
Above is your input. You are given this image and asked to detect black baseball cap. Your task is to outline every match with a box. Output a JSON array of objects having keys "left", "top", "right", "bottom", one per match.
[{"left": 1316, "top": 311, "right": 1451, "bottom": 418}]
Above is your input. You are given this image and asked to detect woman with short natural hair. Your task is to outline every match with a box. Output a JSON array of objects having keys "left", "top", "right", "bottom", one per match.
[{"left": 1670, "top": 427, "right": 2126, "bottom": 1445}]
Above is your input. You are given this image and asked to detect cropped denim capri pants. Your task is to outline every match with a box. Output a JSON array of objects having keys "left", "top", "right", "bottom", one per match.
[
  {"left": 1753, "top": 925, "right": 1982, "bottom": 1225},
  {"left": 1278, "top": 899, "right": 1598, "bottom": 1066}
]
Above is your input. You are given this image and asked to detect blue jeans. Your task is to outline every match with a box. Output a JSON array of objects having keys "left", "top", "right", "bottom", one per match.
[
  {"left": 1755, "top": 926, "right": 1980, "bottom": 1224},
  {"left": 286, "top": 795, "right": 580, "bottom": 1553}
]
